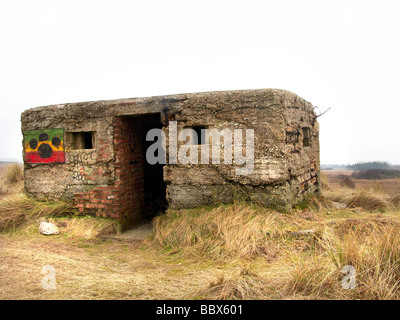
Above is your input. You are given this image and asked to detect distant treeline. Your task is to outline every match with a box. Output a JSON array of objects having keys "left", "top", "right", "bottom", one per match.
[
  {"left": 351, "top": 169, "right": 400, "bottom": 180},
  {"left": 347, "top": 161, "right": 400, "bottom": 171}
]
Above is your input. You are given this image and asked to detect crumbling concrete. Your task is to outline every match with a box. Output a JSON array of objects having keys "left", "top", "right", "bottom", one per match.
[{"left": 21, "top": 89, "right": 320, "bottom": 228}]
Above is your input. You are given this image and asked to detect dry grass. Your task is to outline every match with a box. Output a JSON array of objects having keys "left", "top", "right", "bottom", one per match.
[
  {"left": 0, "top": 193, "right": 68, "bottom": 232},
  {"left": 320, "top": 172, "right": 329, "bottom": 190},
  {"left": 284, "top": 255, "right": 340, "bottom": 299},
  {"left": 340, "top": 176, "right": 356, "bottom": 189},
  {"left": 317, "top": 221, "right": 400, "bottom": 299},
  {"left": 323, "top": 188, "right": 395, "bottom": 212},
  {"left": 191, "top": 267, "right": 275, "bottom": 300},
  {"left": 323, "top": 170, "right": 400, "bottom": 195},
  {"left": 0, "top": 163, "right": 24, "bottom": 196},
  {"left": 3, "top": 162, "right": 23, "bottom": 183},
  {"left": 15, "top": 215, "right": 120, "bottom": 239},
  {"left": 52, "top": 216, "right": 121, "bottom": 239},
  {"left": 1, "top": 168, "right": 400, "bottom": 300},
  {"left": 0, "top": 163, "right": 120, "bottom": 238},
  {"left": 149, "top": 204, "right": 291, "bottom": 260}
]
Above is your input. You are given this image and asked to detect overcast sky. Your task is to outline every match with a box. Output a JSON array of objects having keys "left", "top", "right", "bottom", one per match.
[{"left": 1, "top": 0, "right": 399, "bottom": 165}]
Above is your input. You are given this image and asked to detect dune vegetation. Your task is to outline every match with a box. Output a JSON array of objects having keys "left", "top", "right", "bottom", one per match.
[{"left": 1, "top": 163, "right": 400, "bottom": 300}]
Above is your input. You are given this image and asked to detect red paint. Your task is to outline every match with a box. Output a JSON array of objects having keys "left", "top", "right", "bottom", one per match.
[{"left": 25, "top": 151, "right": 65, "bottom": 163}]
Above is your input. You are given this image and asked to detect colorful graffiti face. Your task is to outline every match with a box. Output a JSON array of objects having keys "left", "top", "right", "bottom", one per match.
[{"left": 24, "top": 129, "right": 65, "bottom": 163}]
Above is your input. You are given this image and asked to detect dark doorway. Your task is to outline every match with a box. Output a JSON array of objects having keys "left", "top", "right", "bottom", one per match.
[{"left": 141, "top": 114, "right": 167, "bottom": 219}]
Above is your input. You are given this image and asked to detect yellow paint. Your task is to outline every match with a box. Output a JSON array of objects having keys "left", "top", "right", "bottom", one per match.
[{"left": 24, "top": 141, "right": 64, "bottom": 153}]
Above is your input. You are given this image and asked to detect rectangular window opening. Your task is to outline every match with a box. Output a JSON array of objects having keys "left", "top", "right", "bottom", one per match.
[
  {"left": 184, "top": 126, "right": 207, "bottom": 145},
  {"left": 193, "top": 126, "right": 206, "bottom": 145},
  {"left": 70, "top": 132, "right": 95, "bottom": 149},
  {"left": 286, "top": 131, "right": 299, "bottom": 144},
  {"left": 83, "top": 132, "right": 93, "bottom": 149},
  {"left": 302, "top": 127, "right": 311, "bottom": 147}
]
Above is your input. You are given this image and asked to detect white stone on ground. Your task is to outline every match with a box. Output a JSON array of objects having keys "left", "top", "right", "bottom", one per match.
[{"left": 39, "top": 222, "right": 60, "bottom": 235}]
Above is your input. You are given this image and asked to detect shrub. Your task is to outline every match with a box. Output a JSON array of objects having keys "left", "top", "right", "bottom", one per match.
[{"left": 340, "top": 176, "right": 356, "bottom": 189}]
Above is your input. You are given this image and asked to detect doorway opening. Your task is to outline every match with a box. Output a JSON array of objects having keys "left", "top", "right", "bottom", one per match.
[{"left": 141, "top": 114, "right": 167, "bottom": 219}]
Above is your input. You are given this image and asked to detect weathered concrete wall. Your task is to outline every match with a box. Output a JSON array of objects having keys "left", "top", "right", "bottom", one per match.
[
  {"left": 22, "top": 107, "right": 115, "bottom": 201},
  {"left": 160, "top": 89, "right": 319, "bottom": 210},
  {"left": 21, "top": 89, "right": 320, "bottom": 226},
  {"left": 21, "top": 109, "right": 146, "bottom": 229}
]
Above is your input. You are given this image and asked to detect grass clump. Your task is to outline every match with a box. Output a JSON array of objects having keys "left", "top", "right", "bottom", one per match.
[
  {"left": 285, "top": 256, "right": 339, "bottom": 299},
  {"left": 280, "top": 216, "right": 400, "bottom": 299},
  {"left": 192, "top": 267, "right": 275, "bottom": 300},
  {"left": 319, "top": 221, "right": 400, "bottom": 299},
  {"left": 0, "top": 163, "right": 120, "bottom": 238},
  {"left": 323, "top": 189, "right": 392, "bottom": 212},
  {"left": 0, "top": 163, "right": 24, "bottom": 195},
  {"left": 150, "top": 203, "right": 284, "bottom": 259},
  {"left": 3, "top": 163, "right": 23, "bottom": 183},
  {"left": 52, "top": 216, "right": 121, "bottom": 239},
  {"left": 340, "top": 176, "right": 356, "bottom": 189},
  {"left": 295, "top": 194, "right": 333, "bottom": 212},
  {"left": 0, "top": 193, "right": 68, "bottom": 232}
]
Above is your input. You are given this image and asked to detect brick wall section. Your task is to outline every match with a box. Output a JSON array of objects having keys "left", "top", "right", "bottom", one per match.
[{"left": 72, "top": 116, "right": 145, "bottom": 230}]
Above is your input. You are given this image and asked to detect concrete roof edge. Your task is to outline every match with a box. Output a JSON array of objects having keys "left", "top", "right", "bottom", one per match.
[{"left": 21, "top": 88, "right": 305, "bottom": 115}]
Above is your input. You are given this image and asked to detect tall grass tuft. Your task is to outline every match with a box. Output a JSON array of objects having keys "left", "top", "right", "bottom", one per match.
[
  {"left": 3, "top": 163, "right": 23, "bottom": 183},
  {"left": 0, "top": 163, "right": 24, "bottom": 195},
  {"left": 323, "top": 189, "right": 392, "bottom": 212},
  {"left": 319, "top": 220, "right": 400, "bottom": 299},
  {"left": 150, "top": 203, "right": 284, "bottom": 259},
  {"left": 285, "top": 255, "right": 340, "bottom": 298},
  {"left": 320, "top": 173, "right": 329, "bottom": 190},
  {"left": 340, "top": 176, "right": 356, "bottom": 189},
  {"left": 0, "top": 194, "right": 68, "bottom": 232},
  {"left": 192, "top": 267, "right": 274, "bottom": 299}
]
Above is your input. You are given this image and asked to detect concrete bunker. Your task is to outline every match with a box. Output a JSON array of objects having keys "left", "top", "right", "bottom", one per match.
[{"left": 21, "top": 89, "right": 320, "bottom": 230}]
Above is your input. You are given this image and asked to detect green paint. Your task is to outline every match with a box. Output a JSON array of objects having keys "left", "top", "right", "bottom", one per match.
[{"left": 24, "top": 128, "right": 64, "bottom": 142}]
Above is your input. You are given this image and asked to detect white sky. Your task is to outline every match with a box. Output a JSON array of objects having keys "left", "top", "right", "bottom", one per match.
[{"left": 1, "top": 0, "right": 399, "bottom": 164}]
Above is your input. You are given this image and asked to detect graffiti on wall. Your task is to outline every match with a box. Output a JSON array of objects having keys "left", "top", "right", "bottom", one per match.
[
  {"left": 66, "top": 150, "right": 95, "bottom": 166},
  {"left": 24, "top": 129, "right": 65, "bottom": 164},
  {"left": 65, "top": 150, "right": 96, "bottom": 183},
  {"left": 72, "top": 167, "right": 86, "bottom": 181},
  {"left": 129, "top": 133, "right": 136, "bottom": 154}
]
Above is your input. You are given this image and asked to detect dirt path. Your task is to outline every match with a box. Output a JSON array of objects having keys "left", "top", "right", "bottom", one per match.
[
  {"left": 0, "top": 232, "right": 220, "bottom": 300},
  {"left": 104, "top": 222, "right": 154, "bottom": 241}
]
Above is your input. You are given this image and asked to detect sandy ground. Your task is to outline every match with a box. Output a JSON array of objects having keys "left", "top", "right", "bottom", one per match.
[
  {"left": 105, "top": 222, "right": 153, "bottom": 241},
  {"left": 0, "top": 231, "right": 221, "bottom": 300}
]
